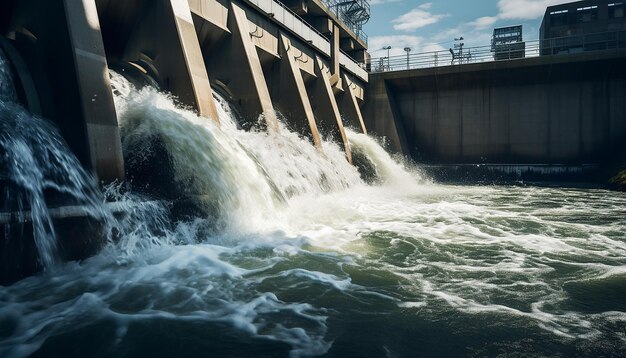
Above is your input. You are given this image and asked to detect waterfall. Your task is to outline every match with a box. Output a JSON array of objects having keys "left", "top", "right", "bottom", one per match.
[
  {"left": 0, "top": 56, "right": 422, "bottom": 268},
  {"left": 110, "top": 72, "right": 364, "bottom": 232},
  {"left": 0, "top": 49, "right": 107, "bottom": 268},
  {"left": 346, "top": 129, "right": 428, "bottom": 188}
]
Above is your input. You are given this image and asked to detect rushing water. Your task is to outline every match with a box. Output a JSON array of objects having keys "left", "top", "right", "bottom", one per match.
[
  {"left": 0, "top": 68, "right": 625, "bottom": 357},
  {"left": 0, "top": 50, "right": 108, "bottom": 268}
]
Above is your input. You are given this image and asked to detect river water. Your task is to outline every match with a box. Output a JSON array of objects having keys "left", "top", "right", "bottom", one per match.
[{"left": 0, "top": 68, "right": 625, "bottom": 357}]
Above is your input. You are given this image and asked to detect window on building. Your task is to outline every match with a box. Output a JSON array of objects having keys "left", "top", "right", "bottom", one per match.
[
  {"left": 577, "top": 5, "right": 598, "bottom": 22},
  {"left": 609, "top": 3, "right": 624, "bottom": 18},
  {"left": 550, "top": 9, "right": 569, "bottom": 26}
]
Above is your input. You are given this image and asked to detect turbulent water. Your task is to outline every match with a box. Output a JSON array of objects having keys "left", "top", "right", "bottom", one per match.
[
  {"left": 0, "top": 68, "right": 625, "bottom": 357},
  {"left": 0, "top": 50, "right": 108, "bottom": 268}
]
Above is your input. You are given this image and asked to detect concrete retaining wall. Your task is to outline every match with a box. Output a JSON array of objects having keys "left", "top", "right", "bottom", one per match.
[{"left": 364, "top": 50, "right": 626, "bottom": 169}]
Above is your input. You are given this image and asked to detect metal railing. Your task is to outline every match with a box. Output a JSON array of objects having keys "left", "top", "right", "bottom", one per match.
[
  {"left": 340, "top": 49, "right": 368, "bottom": 81},
  {"left": 370, "top": 30, "right": 626, "bottom": 73},
  {"left": 244, "top": 0, "right": 368, "bottom": 81},
  {"left": 322, "top": 0, "right": 369, "bottom": 45},
  {"left": 246, "top": 0, "right": 331, "bottom": 55}
]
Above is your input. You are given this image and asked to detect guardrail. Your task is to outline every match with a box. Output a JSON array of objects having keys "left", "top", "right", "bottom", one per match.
[
  {"left": 246, "top": 0, "right": 331, "bottom": 55},
  {"left": 370, "top": 30, "right": 626, "bottom": 73},
  {"left": 322, "top": 0, "right": 369, "bottom": 45},
  {"left": 340, "top": 49, "right": 368, "bottom": 81},
  {"left": 245, "top": 0, "right": 369, "bottom": 81}
]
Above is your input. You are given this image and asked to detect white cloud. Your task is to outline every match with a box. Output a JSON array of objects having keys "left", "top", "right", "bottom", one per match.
[
  {"left": 418, "top": 3, "right": 432, "bottom": 10},
  {"left": 463, "top": 1, "right": 562, "bottom": 32},
  {"left": 430, "top": 22, "right": 496, "bottom": 48},
  {"left": 370, "top": 0, "right": 402, "bottom": 5},
  {"left": 497, "top": 0, "right": 564, "bottom": 20},
  {"left": 468, "top": 16, "right": 499, "bottom": 30},
  {"left": 392, "top": 3, "right": 448, "bottom": 32}
]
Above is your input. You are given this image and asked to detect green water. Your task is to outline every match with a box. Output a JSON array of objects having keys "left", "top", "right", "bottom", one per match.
[{"left": 1, "top": 184, "right": 624, "bottom": 357}]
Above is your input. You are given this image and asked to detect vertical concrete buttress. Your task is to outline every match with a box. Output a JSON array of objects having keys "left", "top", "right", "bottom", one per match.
[
  {"left": 228, "top": 2, "right": 279, "bottom": 132},
  {"left": 168, "top": 0, "right": 219, "bottom": 122},
  {"left": 331, "top": 22, "right": 340, "bottom": 77},
  {"left": 1, "top": 0, "right": 125, "bottom": 183},
  {"left": 63, "top": 0, "right": 125, "bottom": 182},
  {"left": 276, "top": 34, "right": 322, "bottom": 149},
  {"left": 341, "top": 73, "right": 368, "bottom": 134},
  {"left": 96, "top": 0, "right": 219, "bottom": 122},
  {"left": 313, "top": 56, "right": 352, "bottom": 162}
]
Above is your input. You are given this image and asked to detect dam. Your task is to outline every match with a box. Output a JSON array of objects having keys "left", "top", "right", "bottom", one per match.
[
  {"left": 365, "top": 47, "right": 626, "bottom": 182},
  {"left": 1, "top": 0, "right": 626, "bottom": 357},
  {"left": 0, "top": 0, "right": 369, "bottom": 184},
  {"left": 0, "top": 0, "right": 370, "bottom": 282}
]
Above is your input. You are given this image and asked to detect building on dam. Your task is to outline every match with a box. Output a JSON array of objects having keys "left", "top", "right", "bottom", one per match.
[{"left": 540, "top": 0, "right": 626, "bottom": 55}]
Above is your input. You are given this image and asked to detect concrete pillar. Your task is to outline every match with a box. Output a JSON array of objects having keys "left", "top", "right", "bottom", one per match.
[
  {"left": 273, "top": 34, "right": 321, "bottom": 148},
  {"left": 312, "top": 56, "right": 351, "bottom": 162},
  {"left": 1, "top": 0, "right": 125, "bottom": 183},
  {"left": 226, "top": 2, "right": 279, "bottom": 132},
  {"left": 168, "top": 0, "right": 219, "bottom": 122},
  {"left": 331, "top": 22, "right": 340, "bottom": 77},
  {"left": 63, "top": 0, "right": 125, "bottom": 182},
  {"left": 96, "top": 0, "right": 219, "bottom": 123},
  {"left": 362, "top": 78, "right": 408, "bottom": 155},
  {"left": 340, "top": 73, "right": 368, "bottom": 135}
]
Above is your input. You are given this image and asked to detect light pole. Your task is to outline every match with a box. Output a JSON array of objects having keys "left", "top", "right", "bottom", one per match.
[
  {"left": 453, "top": 37, "right": 464, "bottom": 64},
  {"left": 404, "top": 47, "right": 411, "bottom": 70},
  {"left": 383, "top": 46, "right": 391, "bottom": 71}
]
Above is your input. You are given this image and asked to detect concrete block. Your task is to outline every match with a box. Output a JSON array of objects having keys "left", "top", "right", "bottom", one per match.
[{"left": 96, "top": 0, "right": 219, "bottom": 123}]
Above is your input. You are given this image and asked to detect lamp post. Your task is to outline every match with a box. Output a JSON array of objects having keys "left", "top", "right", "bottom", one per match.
[
  {"left": 404, "top": 47, "right": 411, "bottom": 70},
  {"left": 453, "top": 37, "right": 464, "bottom": 64},
  {"left": 383, "top": 46, "right": 391, "bottom": 71}
]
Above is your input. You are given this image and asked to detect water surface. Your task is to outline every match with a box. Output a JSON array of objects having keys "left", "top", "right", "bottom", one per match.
[{"left": 1, "top": 67, "right": 625, "bottom": 358}]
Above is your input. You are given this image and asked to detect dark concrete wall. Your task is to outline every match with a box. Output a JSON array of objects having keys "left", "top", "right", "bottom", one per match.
[
  {"left": 364, "top": 50, "right": 626, "bottom": 166},
  {"left": 1, "top": 0, "right": 125, "bottom": 183}
]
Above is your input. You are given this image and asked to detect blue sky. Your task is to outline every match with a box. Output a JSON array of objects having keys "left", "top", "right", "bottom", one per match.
[{"left": 364, "top": 0, "right": 571, "bottom": 57}]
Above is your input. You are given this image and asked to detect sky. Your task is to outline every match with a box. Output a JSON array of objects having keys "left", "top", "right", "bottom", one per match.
[{"left": 363, "top": 0, "right": 573, "bottom": 58}]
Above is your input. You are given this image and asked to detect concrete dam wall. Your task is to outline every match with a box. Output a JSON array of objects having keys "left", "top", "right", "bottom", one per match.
[
  {"left": 0, "top": 0, "right": 368, "bottom": 182},
  {"left": 364, "top": 50, "right": 626, "bottom": 178},
  {"left": 0, "top": 0, "right": 369, "bottom": 283}
]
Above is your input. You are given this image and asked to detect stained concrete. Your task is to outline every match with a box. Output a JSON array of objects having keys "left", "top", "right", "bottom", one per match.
[
  {"left": 311, "top": 56, "right": 352, "bottom": 162},
  {"left": 1, "top": 0, "right": 125, "bottom": 183},
  {"left": 365, "top": 50, "right": 626, "bottom": 169},
  {"left": 341, "top": 73, "right": 367, "bottom": 134},
  {"left": 274, "top": 34, "right": 321, "bottom": 148},
  {"left": 96, "top": 0, "right": 219, "bottom": 122}
]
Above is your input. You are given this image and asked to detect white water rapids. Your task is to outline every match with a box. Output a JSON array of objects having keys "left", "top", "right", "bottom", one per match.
[{"left": 0, "top": 67, "right": 625, "bottom": 357}]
